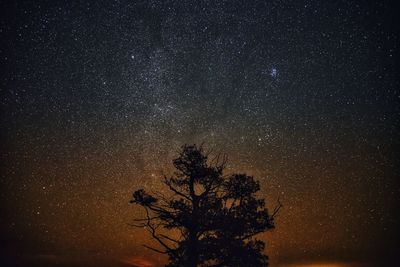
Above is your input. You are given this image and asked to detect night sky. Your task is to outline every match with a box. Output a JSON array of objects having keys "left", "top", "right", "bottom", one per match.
[{"left": 1, "top": 1, "right": 399, "bottom": 267}]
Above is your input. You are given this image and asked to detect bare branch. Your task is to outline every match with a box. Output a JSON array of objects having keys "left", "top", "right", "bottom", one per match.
[
  {"left": 132, "top": 216, "right": 161, "bottom": 222},
  {"left": 271, "top": 197, "right": 283, "bottom": 219},
  {"left": 164, "top": 175, "right": 192, "bottom": 201},
  {"left": 160, "top": 234, "right": 180, "bottom": 244},
  {"left": 151, "top": 190, "right": 170, "bottom": 205},
  {"left": 240, "top": 229, "right": 265, "bottom": 240},
  {"left": 143, "top": 244, "right": 167, "bottom": 254},
  {"left": 127, "top": 222, "right": 145, "bottom": 228},
  {"left": 205, "top": 146, "right": 214, "bottom": 157},
  {"left": 143, "top": 208, "right": 174, "bottom": 252}
]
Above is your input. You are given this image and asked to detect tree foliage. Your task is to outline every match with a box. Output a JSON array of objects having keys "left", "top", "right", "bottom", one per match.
[{"left": 130, "top": 144, "right": 281, "bottom": 267}]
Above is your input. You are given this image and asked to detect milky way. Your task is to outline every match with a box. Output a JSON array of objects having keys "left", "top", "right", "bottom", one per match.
[{"left": 1, "top": 1, "right": 399, "bottom": 266}]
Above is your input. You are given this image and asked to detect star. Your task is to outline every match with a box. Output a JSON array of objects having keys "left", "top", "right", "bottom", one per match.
[
  {"left": 270, "top": 68, "right": 278, "bottom": 78},
  {"left": 1, "top": 1, "right": 397, "bottom": 267}
]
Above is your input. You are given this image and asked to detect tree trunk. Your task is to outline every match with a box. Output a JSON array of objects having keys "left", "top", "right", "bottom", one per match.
[
  {"left": 187, "top": 176, "right": 199, "bottom": 267},
  {"left": 187, "top": 225, "right": 198, "bottom": 267}
]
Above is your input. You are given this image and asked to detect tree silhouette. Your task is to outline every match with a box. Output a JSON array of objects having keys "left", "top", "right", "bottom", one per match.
[{"left": 130, "top": 144, "right": 281, "bottom": 267}]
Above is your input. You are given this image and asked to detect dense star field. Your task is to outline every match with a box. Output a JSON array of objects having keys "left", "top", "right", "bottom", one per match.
[{"left": 1, "top": 1, "right": 399, "bottom": 266}]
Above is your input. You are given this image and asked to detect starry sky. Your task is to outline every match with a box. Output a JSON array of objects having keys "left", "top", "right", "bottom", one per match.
[{"left": 0, "top": 1, "right": 399, "bottom": 267}]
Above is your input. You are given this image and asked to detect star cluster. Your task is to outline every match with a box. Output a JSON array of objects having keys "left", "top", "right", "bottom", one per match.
[{"left": 1, "top": 1, "right": 399, "bottom": 266}]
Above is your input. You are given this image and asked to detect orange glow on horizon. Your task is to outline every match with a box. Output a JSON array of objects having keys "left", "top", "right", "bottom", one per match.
[
  {"left": 122, "top": 256, "right": 155, "bottom": 267},
  {"left": 282, "top": 262, "right": 359, "bottom": 267}
]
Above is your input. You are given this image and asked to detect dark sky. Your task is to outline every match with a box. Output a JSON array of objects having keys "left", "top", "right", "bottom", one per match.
[{"left": 1, "top": 1, "right": 399, "bottom": 266}]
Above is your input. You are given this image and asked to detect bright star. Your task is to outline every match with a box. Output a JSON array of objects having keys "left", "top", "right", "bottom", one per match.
[{"left": 270, "top": 68, "right": 278, "bottom": 77}]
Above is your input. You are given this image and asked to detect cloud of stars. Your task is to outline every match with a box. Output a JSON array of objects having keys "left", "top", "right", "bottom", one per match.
[{"left": 1, "top": 1, "right": 399, "bottom": 266}]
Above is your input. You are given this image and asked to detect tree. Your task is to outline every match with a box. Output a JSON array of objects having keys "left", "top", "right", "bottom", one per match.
[{"left": 130, "top": 144, "right": 281, "bottom": 267}]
